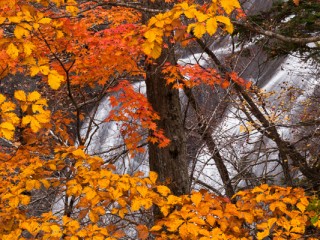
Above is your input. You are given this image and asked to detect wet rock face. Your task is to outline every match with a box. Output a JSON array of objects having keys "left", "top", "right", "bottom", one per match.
[{"left": 241, "top": 0, "right": 274, "bottom": 15}]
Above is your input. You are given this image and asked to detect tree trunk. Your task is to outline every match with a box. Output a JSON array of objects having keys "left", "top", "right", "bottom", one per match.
[{"left": 145, "top": 47, "right": 190, "bottom": 196}]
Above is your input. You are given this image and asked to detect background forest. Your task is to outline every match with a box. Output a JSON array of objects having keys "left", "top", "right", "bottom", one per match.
[{"left": 0, "top": 0, "right": 320, "bottom": 239}]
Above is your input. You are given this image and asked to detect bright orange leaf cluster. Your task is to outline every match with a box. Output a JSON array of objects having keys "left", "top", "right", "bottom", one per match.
[
  {"left": 106, "top": 80, "right": 170, "bottom": 151},
  {"left": 0, "top": 145, "right": 319, "bottom": 239}
]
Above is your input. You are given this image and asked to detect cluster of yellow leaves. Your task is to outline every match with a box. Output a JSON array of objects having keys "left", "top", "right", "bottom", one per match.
[
  {"left": 26, "top": 57, "right": 65, "bottom": 90},
  {"left": 0, "top": 145, "right": 319, "bottom": 239},
  {"left": 234, "top": 184, "right": 312, "bottom": 239},
  {"left": 143, "top": 0, "right": 240, "bottom": 58},
  {"left": 0, "top": 90, "right": 51, "bottom": 140},
  {"left": 0, "top": 94, "right": 19, "bottom": 139},
  {"left": 149, "top": 184, "right": 320, "bottom": 240},
  {"left": 14, "top": 90, "right": 50, "bottom": 133},
  {"left": 0, "top": 2, "right": 66, "bottom": 89},
  {"left": 2, "top": 6, "right": 51, "bottom": 59}
]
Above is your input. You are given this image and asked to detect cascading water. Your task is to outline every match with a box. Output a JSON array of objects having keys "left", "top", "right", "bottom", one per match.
[{"left": 81, "top": 0, "right": 320, "bottom": 193}]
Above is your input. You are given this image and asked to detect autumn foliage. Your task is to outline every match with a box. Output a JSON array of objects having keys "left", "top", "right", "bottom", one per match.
[{"left": 0, "top": 0, "right": 319, "bottom": 239}]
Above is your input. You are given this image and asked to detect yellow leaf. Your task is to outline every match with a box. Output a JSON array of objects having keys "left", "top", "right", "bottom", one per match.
[
  {"left": 189, "top": 217, "right": 205, "bottom": 225},
  {"left": 206, "top": 215, "right": 216, "bottom": 226},
  {"left": 9, "top": 196, "right": 20, "bottom": 208},
  {"left": 191, "top": 192, "right": 202, "bottom": 206},
  {"left": 131, "top": 197, "right": 142, "bottom": 211},
  {"left": 142, "top": 42, "right": 153, "bottom": 55},
  {"left": 216, "top": 16, "right": 233, "bottom": 33},
  {"left": 6, "top": 43, "right": 19, "bottom": 59},
  {"left": 257, "top": 229, "right": 270, "bottom": 240},
  {"left": 72, "top": 149, "right": 86, "bottom": 158},
  {"left": 14, "top": 90, "right": 27, "bottom": 101},
  {"left": 268, "top": 218, "right": 277, "bottom": 228},
  {"left": 20, "top": 195, "right": 30, "bottom": 205},
  {"left": 48, "top": 163, "right": 57, "bottom": 170},
  {"left": 296, "top": 202, "right": 306, "bottom": 213},
  {"left": 243, "top": 212, "right": 254, "bottom": 224},
  {"left": 160, "top": 205, "right": 170, "bottom": 216},
  {"left": 83, "top": 187, "right": 96, "bottom": 200},
  {"left": 0, "top": 94, "right": 5, "bottom": 104},
  {"left": 38, "top": 17, "right": 51, "bottom": 24},
  {"left": 195, "top": 12, "right": 208, "bottom": 22},
  {"left": 0, "top": 122, "right": 15, "bottom": 140},
  {"left": 150, "top": 225, "right": 162, "bottom": 231},
  {"left": 40, "top": 179, "right": 51, "bottom": 188},
  {"left": 14, "top": 25, "right": 29, "bottom": 39},
  {"left": 137, "top": 186, "right": 148, "bottom": 198},
  {"left": 270, "top": 201, "right": 287, "bottom": 212},
  {"left": 313, "top": 219, "right": 320, "bottom": 228},
  {"left": 8, "top": 16, "right": 21, "bottom": 23},
  {"left": 48, "top": 70, "right": 64, "bottom": 90},
  {"left": 110, "top": 187, "right": 122, "bottom": 200},
  {"left": 189, "top": 22, "right": 206, "bottom": 38},
  {"left": 157, "top": 185, "right": 171, "bottom": 196},
  {"left": 30, "top": 118, "right": 41, "bottom": 132},
  {"left": 144, "top": 29, "right": 158, "bottom": 42},
  {"left": 39, "top": 65, "right": 50, "bottom": 75},
  {"left": 220, "top": 0, "right": 241, "bottom": 14},
  {"left": 32, "top": 104, "right": 45, "bottom": 113},
  {"left": 184, "top": 8, "right": 196, "bottom": 19},
  {"left": 26, "top": 180, "right": 41, "bottom": 190},
  {"left": 282, "top": 197, "right": 297, "bottom": 205},
  {"left": 300, "top": 197, "right": 309, "bottom": 206},
  {"left": 26, "top": 180, "right": 36, "bottom": 191},
  {"left": 30, "top": 65, "right": 40, "bottom": 76},
  {"left": 35, "top": 98, "right": 48, "bottom": 106},
  {"left": 89, "top": 211, "right": 99, "bottom": 223},
  {"left": 256, "top": 193, "right": 265, "bottom": 202},
  {"left": 1, "top": 101, "right": 15, "bottom": 113},
  {"left": 0, "top": 17, "right": 6, "bottom": 24},
  {"left": 147, "top": 43, "right": 162, "bottom": 59},
  {"left": 149, "top": 171, "right": 158, "bottom": 184},
  {"left": 293, "top": 0, "right": 300, "bottom": 6},
  {"left": 187, "top": 222, "right": 199, "bottom": 237},
  {"left": 167, "top": 219, "right": 184, "bottom": 232},
  {"left": 211, "top": 210, "right": 223, "bottom": 218},
  {"left": 23, "top": 41, "right": 35, "bottom": 56},
  {"left": 22, "top": 115, "right": 33, "bottom": 126},
  {"left": 66, "top": 6, "right": 79, "bottom": 16},
  {"left": 50, "top": 225, "right": 62, "bottom": 237},
  {"left": 56, "top": 30, "right": 64, "bottom": 39},
  {"left": 199, "top": 229, "right": 210, "bottom": 237},
  {"left": 206, "top": 18, "right": 218, "bottom": 36},
  {"left": 167, "top": 195, "right": 182, "bottom": 205},
  {"left": 27, "top": 91, "right": 41, "bottom": 102},
  {"left": 33, "top": 22, "right": 40, "bottom": 30},
  {"left": 179, "top": 2, "right": 190, "bottom": 11},
  {"left": 76, "top": 229, "right": 87, "bottom": 238},
  {"left": 179, "top": 223, "right": 188, "bottom": 239}
]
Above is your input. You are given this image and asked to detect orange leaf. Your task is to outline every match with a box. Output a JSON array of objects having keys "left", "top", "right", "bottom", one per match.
[{"left": 136, "top": 225, "right": 149, "bottom": 240}]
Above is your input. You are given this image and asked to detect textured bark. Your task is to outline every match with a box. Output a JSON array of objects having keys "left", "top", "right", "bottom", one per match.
[{"left": 145, "top": 47, "right": 190, "bottom": 196}]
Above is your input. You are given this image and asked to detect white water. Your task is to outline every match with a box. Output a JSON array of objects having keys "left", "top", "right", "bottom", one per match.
[{"left": 79, "top": 51, "right": 318, "bottom": 195}]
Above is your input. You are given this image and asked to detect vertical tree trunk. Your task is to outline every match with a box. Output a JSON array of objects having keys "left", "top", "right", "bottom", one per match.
[{"left": 145, "top": 47, "right": 190, "bottom": 196}]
